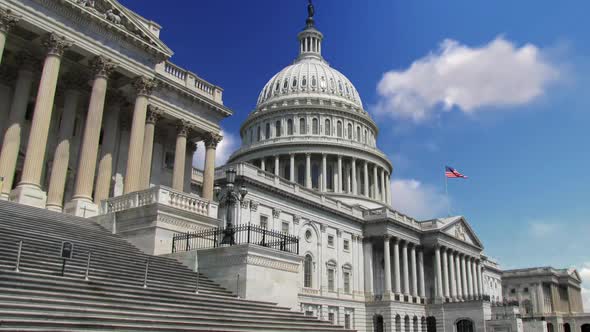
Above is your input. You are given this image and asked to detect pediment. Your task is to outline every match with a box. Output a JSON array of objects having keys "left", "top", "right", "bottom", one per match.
[
  {"left": 441, "top": 217, "right": 483, "bottom": 248},
  {"left": 60, "top": 0, "right": 173, "bottom": 59}
]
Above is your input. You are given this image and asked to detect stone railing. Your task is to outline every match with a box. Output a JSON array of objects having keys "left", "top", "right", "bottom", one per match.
[
  {"left": 156, "top": 61, "right": 223, "bottom": 104},
  {"left": 100, "top": 185, "right": 218, "bottom": 218},
  {"left": 191, "top": 168, "right": 204, "bottom": 184},
  {"left": 300, "top": 287, "right": 320, "bottom": 296},
  {"left": 216, "top": 163, "right": 366, "bottom": 219},
  {"left": 363, "top": 207, "right": 422, "bottom": 230}
]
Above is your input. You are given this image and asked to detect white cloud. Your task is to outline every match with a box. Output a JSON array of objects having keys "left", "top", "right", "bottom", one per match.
[
  {"left": 390, "top": 178, "right": 449, "bottom": 220},
  {"left": 579, "top": 263, "right": 590, "bottom": 312},
  {"left": 192, "top": 130, "right": 239, "bottom": 169},
  {"left": 374, "top": 37, "right": 560, "bottom": 122},
  {"left": 528, "top": 221, "right": 559, "bottom": 238}
]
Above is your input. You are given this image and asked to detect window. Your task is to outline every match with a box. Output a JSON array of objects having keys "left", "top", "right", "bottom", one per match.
[
  {"left": 287, "top": 119, "right": 293, "bottom": 135},
  {"left": 302, "top": 76, "right": 307, "bottom": 87},
  {"left": 297, "top": 164, "right": 305, "bottom": 186},
  {"left": 343, "top": 271, "right": 351, "bottom": 293},
  {"left": 364, "top": 129, "right": 368, "bottom": 143},
  {"left": 265, "top": 123, "right": 271, "bottom": 139},
  {"left": 326, "top": 165, "right": 333, "bottom": 191},
  {"left": 523, "top": 287, "right": 529, "bottom": 293},
  {"left": 164, "top": 151, "right": 174, "bottom": 169},
  {"left": 320, "top": 76, "right": 326, "bottom": 89},
  {"left": 281, "top": 221, "right": 289, "bottom": 234},
  {"left": 283, "top": 79, "right": 288, "bottom": 89},
  {"left": 292, "top": 77, "right": 297, "bottom": 88},
  {"left": 305, "top": 311, "right": 314, "bottom": 317},
  {"left": 312, "top": 164, "right": 319, "bottom": 189},
  {"left": 312, "top": 118, "right": 319, "bottom": 134},
  {"left": 347, "top": 123, "right": 352, "bottom": 139},
  {"left": 299, "top": 118, "right": 306, "bottom": 134},
  {"left": 304, "top": 254, "right": 313, "bottom": 288},
  {"left": 343, "top": 239, "right": 350, "bottom": 251},
  {"left": 328, "top": 235, "right": 335, "bottom": 247},
  {"left": 328, "top": 268, "right": 335, "bottom": 291},
  {"left": 260, "top": 216, "right": 268, "bottom": 229},
  {"left": 344, "top": 314, "right": 351, "bottom": 329},
  {"left": 275, "top": 120, "right": 281, "bottom": 137},
  {"left": 328, "top": 312, "right": 335, "bottom": 324},
  {"left": 337, "top": 121, "right": 343, "bottom": 137},
  {"left": 311, "top": 76, "right": 317, "bottom": 87},
  {"left": 356, "top": 127, "right": 361, "bottom": 142},
  {"left": 257, "top": 126, "right": 261, "bottom": 141},
  {"left": 325, "top": 119, "right": 331, "bottom": 136},
  {"left": 305, "top": 229, "right": 312, "bottom": 240}
]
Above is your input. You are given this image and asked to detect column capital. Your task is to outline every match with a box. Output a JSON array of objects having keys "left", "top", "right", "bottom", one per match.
[
  {"left": 203, "top": 132, "right": 223, "bottom": 149},
  {"left": 42, "top": 33, "right": 72, "bottom": 57},
  {"left": 146, "top": 105, "right": 162, "bottom": 124},
  {"left": 249, "top": 200, "right": 259, "bottom": 211},
  {"left": 305, "top": 152, "right": 311, "bottom": 157},
  {"left": 187, "top": 141, "right": 198, "bottom": 154},
  {"left": 0, "top": 8, "right": 20, "bottom": 33},
  {"left": 132, "top": 76, "right": 157, "bottom": 96},
  {"left": 176, "top": 120, "right": 192, "bottom": 137},
  {"left": 272, "top": 208, "right": 281, "bottom": 219},
  {"left": 89, "top": 55, "right": 117, "bottom": 79}
]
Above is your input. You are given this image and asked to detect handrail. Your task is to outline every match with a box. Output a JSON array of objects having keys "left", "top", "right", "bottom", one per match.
[{"left": 172, "top": 223, "right": 299, "bottom": 255}]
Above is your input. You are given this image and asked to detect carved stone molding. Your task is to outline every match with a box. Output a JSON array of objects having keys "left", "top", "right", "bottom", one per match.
[
  {"left": 246, "top": 255, "right": 299, "bottom": 273},
  {"left": 42, "top": 33, "right": 73, "bottom": 57},
  {"left": 250, "top": 201, "right": 259, "bottom": 212},
  {"left": 203, "top": 132, "right": 223, "bottom": 149},
  {"left": 132, "top": 76, "right": 157, "bottom": 96},
  {"left": 145, "top": 105, "right": 162, "bottom": 124},
  {"left": 293, "top": 215, "right": 301, "bottom": 225},
  {"left": 89, "top": 55, "right": 117, "bottom": 78},
  {"left": 0, "top": 8, "right": 20, "bottom": 34},
  {"left": 157, "top": 214, "right": 204, "bottom": 231},
  {"left": 272, "top": 208, "right": 281, "bottom": 219},
  {"left": 240, "top": 199, "right": 250, "bottom": 209},
  {"left": 176, "top": 120, "right": 192, "bottom": 137}
]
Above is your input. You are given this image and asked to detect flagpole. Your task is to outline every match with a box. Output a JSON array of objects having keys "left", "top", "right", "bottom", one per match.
[{"left": 444, "top": 169, "right": 450, "bottom": 217}]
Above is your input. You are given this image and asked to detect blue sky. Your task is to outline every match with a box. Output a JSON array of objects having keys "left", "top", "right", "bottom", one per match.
[{"left": 120, "top": 0, "right": 590, "bottom": 304}]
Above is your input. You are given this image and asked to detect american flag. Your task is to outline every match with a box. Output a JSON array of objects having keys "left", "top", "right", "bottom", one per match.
[{"left": 445, "top": 166, "right": 468, "bottom": 179}]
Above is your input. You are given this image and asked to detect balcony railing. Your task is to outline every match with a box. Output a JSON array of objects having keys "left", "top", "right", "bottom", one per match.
[
  {"left": 100, "top": 185, "right": 217, "bottom": 218},
  {"left": 157, "top": 62, "right": 223, "bottom": 103},
  {"left": 172, "top": 224, "right": 299, "bottom": 255}
]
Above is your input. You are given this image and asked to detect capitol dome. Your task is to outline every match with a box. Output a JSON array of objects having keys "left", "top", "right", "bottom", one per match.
[{"left": 229, "top": 7, "right": 393, "bottom": 209}]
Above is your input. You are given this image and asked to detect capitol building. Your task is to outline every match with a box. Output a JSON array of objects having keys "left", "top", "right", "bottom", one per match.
[{"left": 0, "top": 0, "right": 587, "bottom": 331}]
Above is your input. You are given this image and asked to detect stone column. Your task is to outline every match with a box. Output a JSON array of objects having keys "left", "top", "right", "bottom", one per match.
[
  {"left": 383, "top": 236, "right": 392, "bottom": 294},
  {"left": 442, "top": 248, "right": 450, "bottom": 299},
  {"left": 466, "top": 257, "right": 473, "bottom": 299},
  {"left": 461, "top": 254, "right": 468, "bottom": 300},
  {"left": 290, "top": 153, "right": 295, "bottom": 182},
  {"left": 379, "top": 168, "right": 387, "bottom": 203},
  {"left": 321, "top": 154, "right": 327, "bottom": 191},
  {"left": 140, "top": 105, "right": 161, "bottom": 189},
  {"left": 351, "top": 158, "right": 357, "bottom": 195},
  {"left": 123, "top": 76, "right": 156, "bottom": 194},
  {"left": 337, "top": 155, "right": 342, "bottom": 193},
  {"left": 537, "top": 283, "right": 545, "bottom": 314},
  {"left": 402, "top": 241, "right": 410, "bottom": 296},
  {"left": 305, "top": 153, "right": 311, "bottom": 189},
  {"left": 472, "top": 259, "right": 479, "bottom": 298},
  {"left": 172, "top": 121, "right": 191, "bottom": 191},
  {"left": 418, "top": 248, "right": 425, "bottom": 298},
  {"left": 12, "top": 34, "right": 72, "bottom": 207},
  {"left": 411, "top": 244, "right": 418, "bottom": 297},
  {"left": 456, "top": 253, "right": 463, "bottom": 300},
  {"left": 66, "top": 56, "right": 116, "bottom": 216},
  {"left": 0, "top": 54, "right": 34, "bottom": 199},
  {"left": 449, "top": 250, "right": 457, "bottom": 301},
  {"left": 393, "top": 238, "right": 401, "bottom": 295},
  {"left": 260, "top": 158, "right": 266, "bottom": 171},
  {"left": 202, "top": 132, "right": 221, "bottom": 200},
  {"left": 363, "top": 239, "right": 373, "bottom": 295},
  {"left": 0, "top": 8, "right": 20, "bottom": 64},
  {"left": 363, "top": 161, "right": 369, "bottom": 197},
  {"left": 372, "top": 164, "right": 378, "bottom": 199},
  {"left": 477, "top": 261, "right": 483, "bottom": 298},
  {"left": 385, "top": 172, "right": 392, "bottom": 205},
  {"left": 435, "top": 246, "right": 443, "bottom": 299},
  {"left": 46, "top": 73, "right": 83, "bottom": 211},
  {"left": 274, "top": 155, "right": 279, "bottom": 176},
  {"left": 94, "top": 93, "right": 123, "bottom": 204}
]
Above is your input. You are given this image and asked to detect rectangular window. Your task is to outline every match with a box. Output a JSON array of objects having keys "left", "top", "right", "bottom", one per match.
[
  {"left": 343, "top": 239, "right": 350, "bottom": 251},
  {"left": 344, "top": 313, "right": 351, "bottom": 329},
  {"left": 343, "top": 271, "right": 350, "bottom": 293},
  {"left": 260, "top": 216, "right": 268, "bottom": 229},
  {"left": 328, "top": 312, "right": 335, "bottom": 325},
  {"left": 328, "top": 235, "right": 335, "bottom": 247},
  {"left": 281, "top": 221, "right": 289, "bottom": 234},
  {"left": 305, "top": 311, "right": 314, "bottom": 317},
  {"left": 164, "top": 152, "right": 175, "bottom": 169},
  {"left": 328, "top": 268, "right": 335, "bottom": 291}
]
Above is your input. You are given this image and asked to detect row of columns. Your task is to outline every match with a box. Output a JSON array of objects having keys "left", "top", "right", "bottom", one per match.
[
  {"left": 257, "top": 153, "right": 392, "bottom": 205},
  {"left": 0, "top": 27, "right": 220, "bottom": 213},
  {"left": 434, "top": 245, "right": 484, "bottom": 302}
]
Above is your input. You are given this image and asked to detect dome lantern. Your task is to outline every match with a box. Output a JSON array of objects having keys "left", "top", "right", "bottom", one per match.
[{"left": 297, "top": 0, "right": 323, "bottom": 61}]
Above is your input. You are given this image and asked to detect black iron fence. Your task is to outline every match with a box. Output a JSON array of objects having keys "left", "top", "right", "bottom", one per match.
[{"left": 172, "top": 224, "right": 299, "bottom": 254}]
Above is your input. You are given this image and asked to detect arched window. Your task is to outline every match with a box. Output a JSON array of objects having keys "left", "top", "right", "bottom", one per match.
[
  {"left": 292, "top": 77, "right": 297, "bottom": 88},
  {"left": 325, "top": 119, "right": 331, "bottom": 136},
  {"left": 347, "top": 123, "right": 353, "bottom": 139},
  {"left": 563, "top": 323, "right": 571, "bottom": 332},
  {"left": 312, "top": 164, "right": 319, "bottom": 189},
  {"left": 302, "top": 76, "right": 307, "bottom": 87},
  {"left": 311, "top": 76, "right": 317, "bottom": 87},
  {"left": 304, "top": 254, "right": 313, "bottom": 288},
  {"left": 283, "top": 79, "right": 288, "bottom": 89},
  {"left": 426, "top": 317, "right": 437, "bottom": 332},
  {"left": 456, "top": 319, "right": 473, "bottom": 332},
  {"left": 356, "top": 126, "right": 361, "bottom": 142},
  {"left": 297, "top": 164, "right": 305, "bottom": 186},
  {"left": 287, "top": 119, "right": 293, "bottom": 135},
  {"left": 312, "top": 118, "right": 319, "bottom": 135},
  {"left": 275, "top": 120, "right": 281, "bottom": 137},
  {"left": 337, "top": 121, "right": 343, "bottom": 137},
  {"left": 265, "top": 123, "right": 271, "bottom": 139},
  {"left": 257, "top": 126, "right": 261, "bottom": 141},
  {"left": 299, "top": 118, "right": 306, "bottom": 135},
  {"left": 364, "top": 129, "right": 368, "bottom": 143},
  {"left": 581, "top": 324, "right": 590, "bottom": 332},
  {"left": 373, "top": 315, "right": 384, "bottom": 332}
]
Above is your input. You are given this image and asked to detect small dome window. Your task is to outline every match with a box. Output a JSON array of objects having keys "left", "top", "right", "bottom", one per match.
[
  {"left": 345, "top": 84, "right": 350, "bottom": 95},
  {"left": 311, "top": 76, "right": 317, "bottom": 87},
  {"left": 275, "top": 81, "right": 280, "bottom": 91},
  {"left": 302, "top": 76, "right": 307, "bottom": 87},
  {"left": 320, "top": 76, "right": 326, "bottom": 89},
  {"left": 338, "top": 81, "right": 343, "bottom": 93},
  {"left": 292, "top": 77, "right": 297, "bottom": 88},
  {"left": 329, "top": 78, "right": 335, "bottom": 91},
  {"left": 283, "top": 79, "right": 288, "bottom": 89}
]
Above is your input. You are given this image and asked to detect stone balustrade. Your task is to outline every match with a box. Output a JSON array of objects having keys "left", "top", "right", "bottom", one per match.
[
  {"left": 157, "top": 61, "right": 223, "bottom": 103},
  {"left": 100, "top": 185, "right": 217, "bottom": 218}
]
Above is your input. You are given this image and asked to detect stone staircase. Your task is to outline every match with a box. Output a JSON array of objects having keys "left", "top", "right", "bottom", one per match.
[{"left": 0, "top": 200, "right": 354, "bottom": 331}]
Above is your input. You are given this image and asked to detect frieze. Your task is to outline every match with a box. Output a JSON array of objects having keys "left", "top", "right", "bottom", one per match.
[
  {"left": 157, "top": 214, "right": 205, "bottom": 231},
  {"left": 240, "top": 199, "right": 250, "bottom": 209},
  {"left": 246, "top": 255, "right": 299, "bottom": 273}
]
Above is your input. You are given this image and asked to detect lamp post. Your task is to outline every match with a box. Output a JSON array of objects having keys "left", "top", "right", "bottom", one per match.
[{"left": 214, "top": 168, "right": 248, "bottom": 245}]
